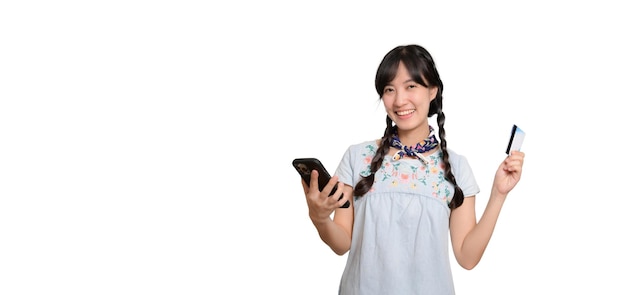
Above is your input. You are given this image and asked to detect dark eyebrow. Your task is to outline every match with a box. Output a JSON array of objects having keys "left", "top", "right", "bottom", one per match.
[{"left": 386, "top": 79, "right": 416, "bottom": 87}]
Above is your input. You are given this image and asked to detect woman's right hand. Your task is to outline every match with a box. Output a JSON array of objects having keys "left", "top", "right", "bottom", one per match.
[{"left": 301, "top": 170, "right": 346, "bottom": 224}]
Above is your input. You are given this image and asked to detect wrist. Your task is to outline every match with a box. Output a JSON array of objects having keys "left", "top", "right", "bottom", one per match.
[
  {"left": 490, "top": 187, "right": 508, "bottom": 202},
  {"left": 310, "top": 214, "right": 332, "bottom": 226}
]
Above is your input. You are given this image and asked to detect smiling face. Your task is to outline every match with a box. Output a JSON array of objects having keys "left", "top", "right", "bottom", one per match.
[{"left": 382, "top": 61, "right": 438, "bottom": 144}]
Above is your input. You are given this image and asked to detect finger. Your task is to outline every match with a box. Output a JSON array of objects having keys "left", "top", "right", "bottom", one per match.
[
  {"left": 321, "top": 176, "right": 341, "bottom": 201},
  {"left": 505, "top": 163, "right": 522, "bottom": 173},
  {"left": 332, "top": 182, "right": 350, "bottom": 208},
  {"left": 509, "top": 151, "right": 525, "bottom": 162},
  {"left": 504, "top": 158, "right": 524, "bottom": 173},
  {"left": 328, "top": 181, "right": 344, "bottom": 201},
  {"left": 505, "top": 152, "right": 524, "bottom": 165},
  {"left": 309, "top": 170, "right": 320, "bottom": 193}
]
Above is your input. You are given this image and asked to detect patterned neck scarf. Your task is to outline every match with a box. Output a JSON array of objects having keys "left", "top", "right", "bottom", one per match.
[{"left": 391, "top": 125, "right": 439, "bottom": 162}]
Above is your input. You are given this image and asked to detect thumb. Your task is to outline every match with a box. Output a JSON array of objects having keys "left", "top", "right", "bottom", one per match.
[{"left": 309, "top": 169, "right": 320, "bottom": 192}]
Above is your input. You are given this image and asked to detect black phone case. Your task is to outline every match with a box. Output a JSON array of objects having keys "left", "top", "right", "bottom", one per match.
[{"left": 292, "top": 158, "right": 350, "bottom": 208}]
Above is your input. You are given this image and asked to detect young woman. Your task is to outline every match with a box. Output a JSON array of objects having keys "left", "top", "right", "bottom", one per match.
[{"left": 301, "top": 44, "right": 525, "bottom": 294}]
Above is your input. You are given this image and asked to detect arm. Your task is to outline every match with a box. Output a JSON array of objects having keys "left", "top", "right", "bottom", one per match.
[
  {"left": 302, "top": 170, "right": 354, "bottom": 255},
  {"left": 449, "top": 151, "right": 525, "bottom": 270}
]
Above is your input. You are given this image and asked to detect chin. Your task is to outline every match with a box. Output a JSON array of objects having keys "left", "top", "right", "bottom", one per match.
[{"left": 395, "top": 121, "right": 428, "bottom": 132}]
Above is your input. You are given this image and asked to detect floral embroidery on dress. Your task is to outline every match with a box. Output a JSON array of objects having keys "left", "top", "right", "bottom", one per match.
[
  {"left": 359, "top": 143, "right": 453, "bottom": 203},
  {"left": 358, "top": 144, "right": 377, "bottom": 178}
]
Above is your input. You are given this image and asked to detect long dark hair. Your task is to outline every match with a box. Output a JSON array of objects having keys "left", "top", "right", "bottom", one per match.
[{"left": 353, "top": 44, "right": 465, "bottom": 209}]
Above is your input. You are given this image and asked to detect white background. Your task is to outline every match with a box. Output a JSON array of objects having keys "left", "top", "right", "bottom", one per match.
[{"left": 1, "top": 1, "right": 624, "bottom": 294}]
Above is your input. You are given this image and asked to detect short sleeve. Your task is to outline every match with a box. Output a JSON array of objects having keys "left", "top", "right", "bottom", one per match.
[
  {"left": 335, "top": 145, "right": 356, "bottom": 187},
  {"left": 449, "top": 152, "right": 480, "bottom": 197}
]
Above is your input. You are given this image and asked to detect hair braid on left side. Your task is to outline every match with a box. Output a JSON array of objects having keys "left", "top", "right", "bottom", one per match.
[{"left": 436, "top": 110, "right": 465, "bottom": 209}]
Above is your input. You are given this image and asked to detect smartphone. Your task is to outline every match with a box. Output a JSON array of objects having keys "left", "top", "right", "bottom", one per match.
[
  {"left": 292, "top": 158, "right": 350, "bottom": 208},
  {"left": 505, "top": 124, "right": 525, "bottom": 155}
]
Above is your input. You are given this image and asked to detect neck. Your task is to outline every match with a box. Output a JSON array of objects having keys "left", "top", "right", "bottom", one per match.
[{"left": 397, "top": 126, "right": 432, "bottom": 146}]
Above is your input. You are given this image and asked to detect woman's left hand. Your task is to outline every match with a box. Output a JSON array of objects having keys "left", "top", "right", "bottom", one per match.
[{"left": 493, "top": 150, "right": 525, "bottom": 196}]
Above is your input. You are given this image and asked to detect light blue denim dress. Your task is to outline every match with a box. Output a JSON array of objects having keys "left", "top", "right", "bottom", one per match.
[{"left": 335, "top": 141, "right": 480, "bottom": 295}]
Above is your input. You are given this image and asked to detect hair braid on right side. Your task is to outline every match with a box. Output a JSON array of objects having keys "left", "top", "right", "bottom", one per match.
[
  {"left": 354, "top": 116, "right": 395, "bottom": 197},
  {"left": 437, "top": 110, "right": 465, "bottom": 209}
]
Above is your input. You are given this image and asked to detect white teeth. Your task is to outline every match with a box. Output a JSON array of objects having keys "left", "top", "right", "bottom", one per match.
[{"left": 397, "top": 110, "right": 415, "bottom": 116}]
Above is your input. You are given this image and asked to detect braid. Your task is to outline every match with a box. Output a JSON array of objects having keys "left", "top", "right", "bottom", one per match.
[
  {"left": 354, "top": 116, "right": 395, "bottom": 197},
  {"left": 437, "top": 110, "right": 465, "bottom": 209}
]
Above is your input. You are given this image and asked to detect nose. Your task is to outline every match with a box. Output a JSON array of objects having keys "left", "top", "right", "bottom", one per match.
[{"left": 393, "top": 89, "right": 408, "bottom": 107}]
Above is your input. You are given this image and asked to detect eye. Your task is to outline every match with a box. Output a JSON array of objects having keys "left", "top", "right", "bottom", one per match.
[
  {"left": 407, "top": 84, "right": 418, "bottom": 89},
  {"left": 383, "top": 87, "right": 394, "bottom": 93}
]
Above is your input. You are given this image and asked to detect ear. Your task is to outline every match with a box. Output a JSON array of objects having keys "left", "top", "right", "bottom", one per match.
[{"left": 429, "top": 86, "right": 438, "bottom": 101}]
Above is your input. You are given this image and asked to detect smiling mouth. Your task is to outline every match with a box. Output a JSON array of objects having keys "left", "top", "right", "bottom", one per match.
[{"left": 396, "top": 110, "right": 415, "bottom": 116}]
